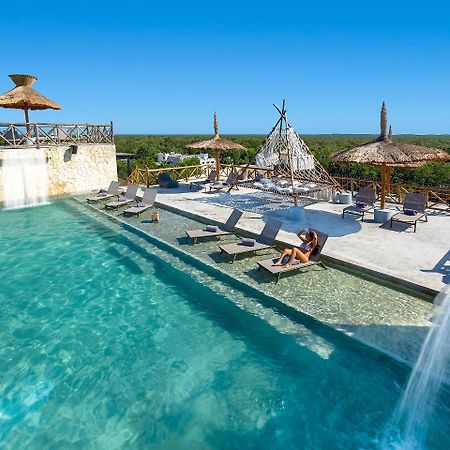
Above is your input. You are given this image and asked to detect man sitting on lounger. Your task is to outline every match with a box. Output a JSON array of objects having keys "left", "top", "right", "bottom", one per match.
[{"left": 273, "top": 229, "right": 318, "bottom": 266}]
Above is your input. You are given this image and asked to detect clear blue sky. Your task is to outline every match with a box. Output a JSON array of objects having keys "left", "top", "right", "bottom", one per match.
[{"left": 1, "top": 0, "right": 449, "bottom": 134}]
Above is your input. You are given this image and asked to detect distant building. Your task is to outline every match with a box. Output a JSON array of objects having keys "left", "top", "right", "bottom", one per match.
[{"left": 156, "top": 152, "right": 215, "bottom": 166}]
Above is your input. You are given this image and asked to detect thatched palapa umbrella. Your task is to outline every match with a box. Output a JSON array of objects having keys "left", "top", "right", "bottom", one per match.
[
  {"left": 0, "top": 74, "right": 61, "bottom": 133},
  {"left": 332, "top": 102, "right": 449, "bottom": 208},
  {"left": 186, "top": 113, "right": 246, "bottom": 181}
]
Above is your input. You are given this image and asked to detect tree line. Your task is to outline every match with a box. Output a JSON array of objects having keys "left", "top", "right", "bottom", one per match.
[{"left": 115, "top": 134, "right": 450, "bottom": 187}]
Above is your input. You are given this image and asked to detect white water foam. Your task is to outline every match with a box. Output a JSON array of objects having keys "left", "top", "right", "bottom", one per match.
[
  {"left": 382, "top": 285, "right": 450, "bottom": 449},
  {"left": 1, "top": 148, "right": 49, "bottom": 209}
]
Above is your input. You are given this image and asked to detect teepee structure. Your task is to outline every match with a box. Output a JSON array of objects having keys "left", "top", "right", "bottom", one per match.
[{"left": 254, "top": 101, "right": 338, "bottom": 205}]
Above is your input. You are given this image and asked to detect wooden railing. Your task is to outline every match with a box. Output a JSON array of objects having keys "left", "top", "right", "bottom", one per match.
[
  {"left": 127, "top": 164, "right": 209, "bottom": 186},
  {"left": 334, "top": 176, "right": 450, "bottom": 211},
  {"left": 0, "top": 122, "right": 114, "bottom": 148},
  {"left": 127, "top": 163, "right": 449, "bottom": 211}
]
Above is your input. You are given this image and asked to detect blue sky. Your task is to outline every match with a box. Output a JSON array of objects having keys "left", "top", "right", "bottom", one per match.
[{"left": 1, "top": 1, "right": 449, "bottom": 134}]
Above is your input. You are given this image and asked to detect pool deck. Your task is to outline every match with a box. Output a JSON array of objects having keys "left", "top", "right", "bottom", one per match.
[{"left": 152, "top": 183, "right": 449, "bottom": 295}]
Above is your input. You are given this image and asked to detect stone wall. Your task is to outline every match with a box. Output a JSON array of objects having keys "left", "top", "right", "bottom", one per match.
[{"left": 0, "top": 144, "right": 118, "bottom": 203}]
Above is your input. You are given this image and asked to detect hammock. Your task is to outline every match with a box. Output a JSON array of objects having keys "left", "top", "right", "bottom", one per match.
[{"left": 246, "top": 101, "right": 338, "bottom": 203}]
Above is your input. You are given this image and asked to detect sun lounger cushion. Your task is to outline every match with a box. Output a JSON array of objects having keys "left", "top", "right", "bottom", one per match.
[
  {"left": 272, "top": 257, "right": 301, "bottom": 266},
  {"left": 403, "top": 208, "right": 417, "bottom": 216},
  {"left": 205, "top": 225, "right": 219, "bottom": 232},
  {"left": 241, "top": 238, "right": 255, "bottom": 247}
]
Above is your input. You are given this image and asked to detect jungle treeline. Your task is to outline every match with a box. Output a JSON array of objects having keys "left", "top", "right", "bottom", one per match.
[{"left": 115, "top": 134, "right": 450, "bottom": 187}]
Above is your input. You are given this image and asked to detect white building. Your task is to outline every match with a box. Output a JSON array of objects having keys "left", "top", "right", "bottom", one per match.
[{"left": 156, "top": 152, "right": 215, "bottom": 166}]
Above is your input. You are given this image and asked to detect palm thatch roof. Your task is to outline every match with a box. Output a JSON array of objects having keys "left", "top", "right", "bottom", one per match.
[
  {"left": 332, "top": 103, "right": 449, "bottom": 168},
  {"left": 0, "top": 74, "right": 61, "bottom": 111},
  {"left": 186, "top": 113, "right": 245, "bottom": 151}
]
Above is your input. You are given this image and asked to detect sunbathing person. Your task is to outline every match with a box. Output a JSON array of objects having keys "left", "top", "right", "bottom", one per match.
[{"left": 273, "top": 229, "right": 318, "bottom": 266}]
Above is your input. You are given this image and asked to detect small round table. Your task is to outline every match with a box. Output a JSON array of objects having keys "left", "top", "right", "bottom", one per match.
[
  {"left": 337, "top": 192, "right": 353, "bottom": 204},
  {"left": 374, "top": 208, "right": 396, "bottom": 224}
]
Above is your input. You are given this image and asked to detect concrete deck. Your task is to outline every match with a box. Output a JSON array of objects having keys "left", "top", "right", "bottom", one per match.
[{"left": 153, "top": 183, "right": 449, "bottom": 294}]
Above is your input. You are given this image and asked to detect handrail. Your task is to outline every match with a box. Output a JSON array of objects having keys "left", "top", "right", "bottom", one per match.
[
  {"left": 0, "top": 122, "right": 114, "bottom": 148},
  {"left": 333, "top": 176, "right": 450, "bottom": 211},
  {"left": 127, "top": 163, "right": 450, "bottom": 211},
  {"left": 127, "top": 164, "right": 208, "bottom": 187}
]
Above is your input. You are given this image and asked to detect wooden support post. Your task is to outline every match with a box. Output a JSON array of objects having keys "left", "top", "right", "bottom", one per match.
[
  {"left": 215, "top": 149, "right": 220, "bottom": 181},
  {"left": 110, "top": 121, "right": 114, "bottom": 143},
  {"left": 24, "top": 109, "right": 30, "bottom": 135},
  {"left": 380, "top": 163, "right": 386, "bottom": 209},
  {"left": 386, "top": 166, "right": 391, "bottom": 198},
  {"left": 34, "top": 124, "right": 40, "bottom": 148}
]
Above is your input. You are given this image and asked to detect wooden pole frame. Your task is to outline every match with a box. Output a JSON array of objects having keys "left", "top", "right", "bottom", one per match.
[
  {"left": 24, "top": 108, "right": 30, "bottom": 135},
  {"left": 214, "top": 149, "right": 220, "bottom": 180},
  {"left": 273, "top": 100, "right": 299, "bottom": 207}
]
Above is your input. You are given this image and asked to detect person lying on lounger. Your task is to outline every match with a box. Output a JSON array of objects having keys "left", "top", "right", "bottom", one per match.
[{"left": 273, "top": 229, "right": 318, "bottom": 266}]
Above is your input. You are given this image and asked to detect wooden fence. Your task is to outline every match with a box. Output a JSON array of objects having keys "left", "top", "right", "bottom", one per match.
[
  {"left": 0, "top": 122, "right": 114, "bottom": 148},
  {"left": 334, "top": 176, "right": 450, "bottom": 212},
  {"left": 127, "top": 164, "right": 208, "bottom": 186},
  {"left": 127, "top": 164, "right": 449, "bottom": 211}
]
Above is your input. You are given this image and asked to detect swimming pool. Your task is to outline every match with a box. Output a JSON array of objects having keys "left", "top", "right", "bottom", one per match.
[{"left": 0, "top": 200, "right": 448, "bottom": 449}]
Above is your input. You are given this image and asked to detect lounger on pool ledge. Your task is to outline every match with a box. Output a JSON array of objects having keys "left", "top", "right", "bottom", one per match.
[
  {"left": 104, "top": 184, "right": 139, "bottom": 210},
  {"left": 257, "top": 229, "right": 328, "bottom": 283},
  {"left": 390, "top": 192, "right": 428, "bottom": 233},
  {"left": 342, "top": 187, "right": 376, "bottom": 222},
  {"left": 123, "top": 188, "right": 157, "bottom": 217},
  {"left": 186, "top": 209, "right": 243, "bottom": 244},
  {"left": 218, "top": 218, "right": 282, "bottom": 262},
  {"left": 86, "top": 181, "right": 119, "bottom": 203},
  {"left": 209, "top": 172, "right": 240, "bottom": 193},
  {"left": 190, "top": 170, "right": 217, "bottom": 190}
]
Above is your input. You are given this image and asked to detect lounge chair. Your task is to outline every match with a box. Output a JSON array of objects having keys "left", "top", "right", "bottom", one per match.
[
  {"left": 218, "top": 218, "right": 283, "bottom": 262},
  {"left": 123, "top": 188, "right": 157, "bottom": 217},
  {"left": 104, "top": 184, "right": 139, "bottom": 210},
  {"left": 190, "top": 170, "right": 217, "bottom": 190},
  {"left": 257, "top": 230, "right": 328, "bottom": 283},
  {"left": 186, "top": 209, "right": 243, "bottom": 244},
  {"left": 158, "top": 172, "right": 179, "bottom": 188},
  {"left": 342, "top": 187, "right": 376, "bottom": 222},
  {"left": 390, "top": 193, "right": 428, "bottom": 232},
  {"left": 209, "top": 172, "right": 240, "bottom": 193},
  {"left": 86, "top": 181, "right": 120, "bottom": 203}
]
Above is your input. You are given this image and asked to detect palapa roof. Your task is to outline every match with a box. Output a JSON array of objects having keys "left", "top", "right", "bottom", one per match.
[
  {"left": 0, "top": 74, "right": 61, "bottom": 111},
  {"left": 332, "top": 102, "right": 449, "bottom": 168},
  {"left": 186, "top": 112, "right": 245, "bottom": 151}
]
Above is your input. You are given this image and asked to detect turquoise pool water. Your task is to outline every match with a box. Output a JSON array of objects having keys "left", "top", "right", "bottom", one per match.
[{"left": 0, "top": 200, "right": 448, "bottom": 449}]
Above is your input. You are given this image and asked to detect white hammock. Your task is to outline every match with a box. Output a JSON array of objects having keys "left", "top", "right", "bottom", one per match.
[{"left": 249, "top": 102, "right": 337, "bottom": 202}]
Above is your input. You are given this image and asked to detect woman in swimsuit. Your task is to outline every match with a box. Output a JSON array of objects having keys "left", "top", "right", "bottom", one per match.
[{"left": 273, "top": 229, "right": 318, "bottom": 267}]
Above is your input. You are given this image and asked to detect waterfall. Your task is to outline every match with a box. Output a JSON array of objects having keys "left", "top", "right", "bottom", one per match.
[
  {"left": 383, "top": 285, "right": 450, "bottom": 449},
  {"left": 1, "top": 148, "right": 49, "bottom": 209}
]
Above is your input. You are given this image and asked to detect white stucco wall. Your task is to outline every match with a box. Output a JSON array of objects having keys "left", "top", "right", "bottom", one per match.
[{"left": 0, "top": 144, "right": 118, "bottom": 203}]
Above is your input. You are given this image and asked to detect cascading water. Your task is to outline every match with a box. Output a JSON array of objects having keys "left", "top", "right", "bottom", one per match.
[
  {"left": 383, "top": 285, "right": 450, "bottom": 449},
  {"left": 1, "top": 148, "right": 49, "bottom": 209}
]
